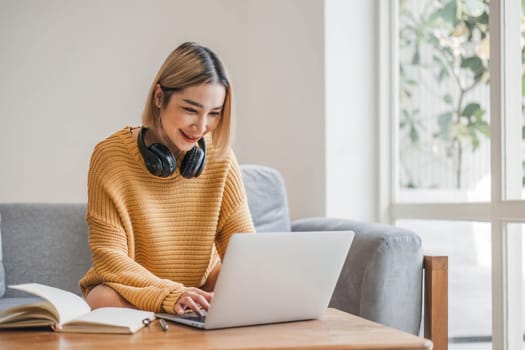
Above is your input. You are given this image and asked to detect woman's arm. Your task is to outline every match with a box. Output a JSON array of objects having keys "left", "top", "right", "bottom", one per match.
[
  {"left": 86, "top": 214, "right": 186, "bottom": 312},
  {"left": 82, "top": 141, "right": 187, "bottom": 313},
  {"left": 215, "top": 154, "right": 256, "bottom": 259}
]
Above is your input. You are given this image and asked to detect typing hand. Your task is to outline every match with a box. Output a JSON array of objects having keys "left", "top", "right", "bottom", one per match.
[{"left": 174, "top": 288, "right": 213, "bottom": 316}]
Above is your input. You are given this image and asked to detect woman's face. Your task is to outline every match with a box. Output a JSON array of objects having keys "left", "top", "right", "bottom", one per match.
[{"left": 155, "top": 83, "right": 225, "bottom": 154}]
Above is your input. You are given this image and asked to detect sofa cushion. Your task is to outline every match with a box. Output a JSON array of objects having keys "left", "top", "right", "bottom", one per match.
[
  {"left": 240, "top": 165, "right": 291, "bottom": 232},
  {"left": 292, "top": 217, "right": 423, "bottom": 335},
  {"left": 0, "top": 203, "right": 90, "bottom": 297},
  {"left": 0, "top": 213, "right": 5, "bottom": 297}
]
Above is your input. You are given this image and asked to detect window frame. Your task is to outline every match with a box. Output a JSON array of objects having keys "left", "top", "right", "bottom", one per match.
[{"left": 379, "top": 1, "right": 523, "bottom": 349}]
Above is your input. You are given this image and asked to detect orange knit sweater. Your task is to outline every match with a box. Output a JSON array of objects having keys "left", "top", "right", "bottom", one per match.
[{"left": 79, "top": 126, "right": 255, "bottom": 313}]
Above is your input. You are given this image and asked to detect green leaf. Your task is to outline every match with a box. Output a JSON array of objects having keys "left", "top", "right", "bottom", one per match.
[
  {"left": 462, "top": 103, "right": 481, "bottom": 117},
  {"left": 475, "top": 122, "right": 490, "bottom": 137},
  {"left": 428, "top": 8, "right": 443, "bottom": 23},
  {"left": 471, "top": 133, "right": 480, "bottom": 150},
  {"left": 409, "top": 126, "right": 419, "bottom": 143},
  {"left": 522, "top": 73, "right": 525, "bottom": 97},
  {"left": 438, "top": 111, "right": 453, "bottom": 126},
  {"left": 443, "top": 94, "right": 453, "bottom": 105},
  {"left": 436, "top": 111, "right": 453, "bottom": 140},
  {"left": 476, "top": 12, "right": 489, "bottom": 25},
  {"left": 442, "top": 47, "right": 455, "bottom": 61},
  {"left": 465, "top": 124, "right": 481, "bottom": 150},
  {"left": 438, "top": 67, "right": 449, "bottom": 82},
  {"left": 461, "top": 56, "right": 486, "bottom": 82},
  {"left": 438, "top": 1, "right": 459, "bottom": 26},
  {"left": 411, "top": 49, "right": 420, "bottom": 65},
  {"left": 473, "top": 107, "right": 485, "bottom": 121},
  {"left": 461, "top": 56, "right": 484, "bottom": 74},
  {"left": 474, "top": 69, "right": 485, "bottom": 82},
  {"left": 427, "top": 33, "right": 440, "bottom": 48}
]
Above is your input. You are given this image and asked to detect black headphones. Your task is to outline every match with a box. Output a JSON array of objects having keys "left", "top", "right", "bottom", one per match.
[{"left": 137, "top": 127, "right": 206, "bottom": 178}]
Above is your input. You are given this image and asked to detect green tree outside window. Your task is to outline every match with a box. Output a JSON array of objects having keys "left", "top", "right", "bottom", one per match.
[{"left": 399, "top": 0, "right": 525, "bottom": 189}]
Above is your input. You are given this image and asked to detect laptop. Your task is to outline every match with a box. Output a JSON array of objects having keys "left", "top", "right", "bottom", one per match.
[{"left": 155, "top": 231, "right": 354, "bottom": 330}]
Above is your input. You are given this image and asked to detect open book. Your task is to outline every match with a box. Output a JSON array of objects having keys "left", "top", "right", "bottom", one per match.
[{"left": 0, "top": 283, "right": 155, "bottom": 334}]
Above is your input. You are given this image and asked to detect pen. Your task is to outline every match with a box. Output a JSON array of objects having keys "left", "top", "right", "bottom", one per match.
[{"left": 159, "top": 319, "right": 169, "bottom": 332}]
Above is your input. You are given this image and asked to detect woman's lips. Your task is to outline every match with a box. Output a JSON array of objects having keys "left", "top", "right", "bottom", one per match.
[{"left": 180, "top": 130, "right": 200, "bottom": 143}]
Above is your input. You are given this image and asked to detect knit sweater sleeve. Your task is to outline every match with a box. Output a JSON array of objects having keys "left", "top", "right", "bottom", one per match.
[
  {"left": 215, "top": 152, "right": 256, "bottom": 259},
  {"left": 84, "top": 143, "right": 186, "bottom": 312}
]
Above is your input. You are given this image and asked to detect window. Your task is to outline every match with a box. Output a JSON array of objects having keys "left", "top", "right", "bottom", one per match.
[
  {"left": 399, "top": 0, "right": 490, "bottom": 203},
  {"left": 398, "top": 219, "right": 493, "bottom": 348},
  {"left": 380, "top": 0, "right": 524, "bottom": 349}
]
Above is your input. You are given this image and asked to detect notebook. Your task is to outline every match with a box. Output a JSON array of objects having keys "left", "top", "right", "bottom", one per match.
[{"left": 155, "top": 231, "right": 354, "bottom": 329}]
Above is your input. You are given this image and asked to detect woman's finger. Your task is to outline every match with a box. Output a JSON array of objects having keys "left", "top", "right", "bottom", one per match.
[
  {"left": 173, "top": 288, "right": 214, "bottom": 315},
  {"left": 191, "top": 292, "right": 211, "bottom": 310},
  {"left": 187, "top": 287, "right": 213, "bottom": 302},
  {"left": 182, "top": 295, "right": 202, "bottom": 315},
  {"left": 183, "top": 291, "right": 210, "bottom": 313},
  {"left": 174, "top": 302, "right": 186, "bottom": 315}
]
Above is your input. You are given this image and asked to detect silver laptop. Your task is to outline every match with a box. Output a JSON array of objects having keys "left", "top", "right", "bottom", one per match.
[{"left": 155, "top": 231, "right": 354, "bottom": 330}]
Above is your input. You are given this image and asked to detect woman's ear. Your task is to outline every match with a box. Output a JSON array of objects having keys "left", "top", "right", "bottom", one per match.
[{"left": 154, "top": 84, "right": 163, "bottom": 108}]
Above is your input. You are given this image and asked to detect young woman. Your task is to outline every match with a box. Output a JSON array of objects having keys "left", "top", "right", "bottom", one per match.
[{"left": 80, "top": 42, "right": 255, "bottom": 316}]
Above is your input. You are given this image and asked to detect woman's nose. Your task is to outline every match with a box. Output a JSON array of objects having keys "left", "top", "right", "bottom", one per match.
[{"left": 193, "top": 115, "right": 207, "bottom": 133}]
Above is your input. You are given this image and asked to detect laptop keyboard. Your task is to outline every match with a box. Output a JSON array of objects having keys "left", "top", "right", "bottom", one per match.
[{"left": 181, "top": 310, "right": 207, "bottom": 323}]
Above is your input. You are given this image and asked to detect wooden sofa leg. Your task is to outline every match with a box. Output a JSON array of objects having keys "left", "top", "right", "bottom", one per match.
[{"left": 424, "top": 256, "right": 448, "bottom": 350}]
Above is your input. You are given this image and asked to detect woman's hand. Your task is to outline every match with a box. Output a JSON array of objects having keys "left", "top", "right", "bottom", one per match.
[{"left": 174, "top": 288, "right": 213, "bottom": 315}]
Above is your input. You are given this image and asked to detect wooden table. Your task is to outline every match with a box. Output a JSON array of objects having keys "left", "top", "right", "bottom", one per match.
[{"left": 0, "top": 308, "right": 432, "bottom": 350}]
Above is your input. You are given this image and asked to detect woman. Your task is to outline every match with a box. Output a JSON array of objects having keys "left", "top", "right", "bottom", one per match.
[{"left": 80, "top": 42, "right": 255, "bottom": 316}]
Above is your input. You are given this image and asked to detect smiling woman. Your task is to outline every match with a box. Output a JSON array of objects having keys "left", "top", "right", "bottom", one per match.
[
  {"left": 150, "top": 84, "right": 224, "bottom": 157},
  {"left": 142, "top": 42, "right": 232, "bottom": 160},
  {"left": 79, "top": 42, "right": 255, "bottom": 317}
]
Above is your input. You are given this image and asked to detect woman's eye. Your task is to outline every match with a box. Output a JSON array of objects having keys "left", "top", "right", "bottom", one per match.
[
  {"left": 209, "top": 112, "right": 221, "bottom": 117},
  {"left": 183, "top": 107, "right": 198, "bottom": 114}
]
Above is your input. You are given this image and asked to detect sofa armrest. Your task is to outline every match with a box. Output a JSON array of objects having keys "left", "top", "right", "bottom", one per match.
[
  {"left": 292, "top": 217, "right": 423, "bottom": 335},
  {"left": 424, "top": 255, "right": 448, "bottom": 350}
]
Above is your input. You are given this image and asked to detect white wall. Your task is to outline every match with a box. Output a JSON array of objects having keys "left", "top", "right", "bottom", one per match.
[
  {"left": 0, "top": 0, "right": 325, "bottom": 220},
  {"left": 325, "top": 0, "right": 378, "bottom": 221}
]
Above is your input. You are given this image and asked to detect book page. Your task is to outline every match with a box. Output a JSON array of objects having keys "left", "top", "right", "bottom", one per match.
[
  {"left": 0, "top": 301, "right": 56, "bottom": 323},
  {"left": 62, "top": 307, "right": 155, "bottom": 334},
  {"left": 9, "top": 284, "right": 91, "bottom": 326}
]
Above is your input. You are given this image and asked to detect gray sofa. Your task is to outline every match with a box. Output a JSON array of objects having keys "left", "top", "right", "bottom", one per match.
[{"left": 0, "top": 164, "right": 423, "bottom": 335}]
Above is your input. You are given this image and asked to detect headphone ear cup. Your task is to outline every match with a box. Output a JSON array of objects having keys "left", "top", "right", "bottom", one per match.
[
  {"left": 149, "top": 143, "right": 177, "bottom": 177},
  {"left": 180, "top": 137, "right": 206, "bottom": 179},
  {"left": 180, "top": 147, "right": 205, "bottom": 179},
  {"left": 193, "top": 151, "right": 206, "bottom": 178},
  {"left": 144, "top": 154, "right": 164, "bottom": 177},
  {"left": 192, "top": 137, "right": 206, "bottom": 178},
  {"left": 138, "top": 127, "right": 167, "bottom": 177}
]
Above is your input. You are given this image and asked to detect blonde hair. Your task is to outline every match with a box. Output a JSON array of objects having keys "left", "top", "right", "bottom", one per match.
[{"left": 142, "top": 42, "right": 232, "bottom": 159}]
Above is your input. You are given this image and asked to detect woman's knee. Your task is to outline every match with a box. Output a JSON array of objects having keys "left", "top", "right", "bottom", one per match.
[{"left": 85, "top": 284, "right": 134, "bottom": 310}]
